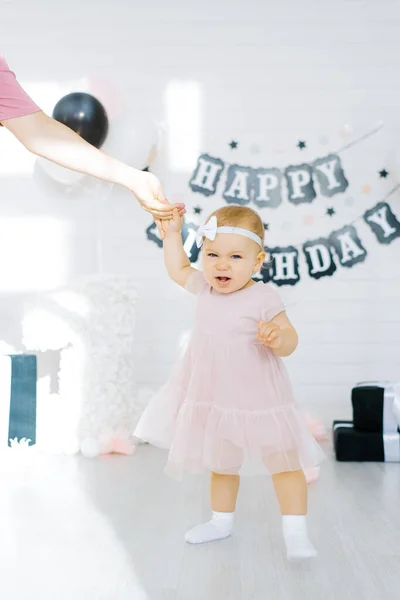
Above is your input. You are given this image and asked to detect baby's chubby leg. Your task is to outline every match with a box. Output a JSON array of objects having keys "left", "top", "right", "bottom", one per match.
[
  {"left": 272, "top": 469, "right": 317, "bottom": 560},
  {"left": 185, "top": 472, "right": 240, "bottom": 544}
]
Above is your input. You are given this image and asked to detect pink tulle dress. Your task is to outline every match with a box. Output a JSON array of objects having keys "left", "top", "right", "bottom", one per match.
[{"left": 134, "top": 270, "right": 324, "bottom": 480}]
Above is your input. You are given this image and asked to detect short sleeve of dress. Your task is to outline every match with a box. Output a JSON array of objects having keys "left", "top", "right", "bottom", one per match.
[
  {"left": 260, "top": 283, "right": 286, "bottom": 321},
  {"left": 0, "top": 55, "right": 41, "bottom": 125},
  {"left": 185, "top": 269, "right": 208, "bottom": 295}
]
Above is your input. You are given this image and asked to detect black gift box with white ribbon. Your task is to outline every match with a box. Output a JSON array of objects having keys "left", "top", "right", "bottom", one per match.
[
  {"left": 352, "top": 381, "right": 400, "bottom": 433},
  {"left": 333, "top": 420, "right": 400, "bottom": 463}
]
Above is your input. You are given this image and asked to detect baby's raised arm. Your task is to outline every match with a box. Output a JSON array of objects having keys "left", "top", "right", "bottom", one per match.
[{"left": 162, "top": 210, "right": 197, "bottom": 288}]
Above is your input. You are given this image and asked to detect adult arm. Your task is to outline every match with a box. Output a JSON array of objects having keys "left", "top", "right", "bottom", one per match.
[{"left": 0, "top": 55, "right": 184, "bottom": 218}]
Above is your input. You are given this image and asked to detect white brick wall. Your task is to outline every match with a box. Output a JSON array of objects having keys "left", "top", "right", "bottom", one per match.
[{"left": 1, "top": 0, "right": 400, "bottom": 423}]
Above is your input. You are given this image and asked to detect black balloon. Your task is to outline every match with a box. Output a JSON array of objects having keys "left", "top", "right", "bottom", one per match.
[{"left": 52, "top": 92, "right": 109, "bottom": 148}]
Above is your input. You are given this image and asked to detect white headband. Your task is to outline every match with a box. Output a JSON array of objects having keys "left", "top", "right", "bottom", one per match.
[{"left": 196, "top": 215, "right": 263, "bottom": 249}]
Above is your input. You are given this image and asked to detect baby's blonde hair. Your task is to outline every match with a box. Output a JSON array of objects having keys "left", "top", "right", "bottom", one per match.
[{"left": 206, "top": 205, "right": 265, "bottom": 247}]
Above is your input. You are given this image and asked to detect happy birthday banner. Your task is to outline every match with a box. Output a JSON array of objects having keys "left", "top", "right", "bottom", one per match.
[
  {"left": 188, "top": 152, "right": 349, "bottom": 208},
  {"left": 146, "top": 130, "right": 400, "bottom": 286},
  {"left": 187, "top": 120, "right": 385, "bottom": 209}
]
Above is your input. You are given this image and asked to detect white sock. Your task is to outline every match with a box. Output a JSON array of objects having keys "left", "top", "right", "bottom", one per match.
[
  {"left": 185, "top": 511, "right": 234, "bottom": 544},
  {"left": 282, "top": 515, "right": 317, "bottom": 560}
]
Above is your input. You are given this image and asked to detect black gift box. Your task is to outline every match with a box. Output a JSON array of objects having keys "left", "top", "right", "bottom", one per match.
[
  {"left": 352, "top": 383, "right": 399, "bottom": 433},
  {"left": 333, "top": 420, "right": 400, "bottom": 463}
]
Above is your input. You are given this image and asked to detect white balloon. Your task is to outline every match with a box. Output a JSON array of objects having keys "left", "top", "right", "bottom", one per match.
[
  {"left": 102, "top": 115, "right": 158, "bottom": 169},
  {"left": 80, "top": 438, "right": 101, "bottom": 458},
  {"left": 38, "top": 157, "right": 85, "bottom": 185}
]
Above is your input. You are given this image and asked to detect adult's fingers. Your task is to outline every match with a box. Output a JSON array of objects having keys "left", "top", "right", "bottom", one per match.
[
  {"left": 145, "top": 204, "right": 174, "bottom": 219},
  {"left": 150, "top": 201, "right": 185, "bottom": 215},
  {"left": 152, "top": 209, "right": 186, "bottom": 220}
]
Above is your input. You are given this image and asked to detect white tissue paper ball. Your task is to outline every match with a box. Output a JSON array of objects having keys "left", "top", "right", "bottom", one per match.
[{"left": 80, "top": 438, "right": 101, "bottom": 458}]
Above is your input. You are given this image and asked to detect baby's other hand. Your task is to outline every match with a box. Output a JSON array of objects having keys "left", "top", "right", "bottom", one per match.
[{"left": 257, "top": 320, "right": 284, "bottom": 349}]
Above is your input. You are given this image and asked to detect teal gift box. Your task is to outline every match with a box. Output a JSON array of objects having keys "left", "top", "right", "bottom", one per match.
[{"left": 0, "top": 354, "right": 37, "bottom": 447}]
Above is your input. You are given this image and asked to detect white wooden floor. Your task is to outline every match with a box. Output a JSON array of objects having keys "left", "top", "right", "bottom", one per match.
[{"left": 0, "top": 437, "right": 399, "bottom": 600}]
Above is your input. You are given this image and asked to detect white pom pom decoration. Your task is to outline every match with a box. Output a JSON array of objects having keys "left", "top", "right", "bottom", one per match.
[
  {"left": 80, "top": 438, "right": 101, "bottom": 458},
  {"left": 22, "top": 276, "right": 140, "bottom": 456}
]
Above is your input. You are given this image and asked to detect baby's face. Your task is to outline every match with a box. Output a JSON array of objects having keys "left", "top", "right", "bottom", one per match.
[{"left": 202, "top": 233, "right": 266, "bottom": 294}]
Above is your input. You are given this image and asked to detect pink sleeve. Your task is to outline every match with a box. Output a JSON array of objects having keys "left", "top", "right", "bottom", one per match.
[
  {"left": 0, "top": 55, "right": 41, "bottom": 125},
  {"left": 185, "top": 269, "right": 208, "bottom": 295},
  {"left": 261, "top": 283, "right": 285, "bottom": 322}
]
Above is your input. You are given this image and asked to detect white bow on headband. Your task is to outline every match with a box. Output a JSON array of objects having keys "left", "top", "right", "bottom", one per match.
[
  {"left": 196, "top": 215, "right": 263, "bottom": 249},
  {"left": 196, "top": 216, "right": 218, "bottom": 247}
]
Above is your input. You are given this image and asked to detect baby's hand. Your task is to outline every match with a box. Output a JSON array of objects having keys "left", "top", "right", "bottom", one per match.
[
  {"left": 257, "top": 320, "right": 284, "bottom": 349},
  {"left": 155, "top": 209, "right": 183, "bottom": 240}
]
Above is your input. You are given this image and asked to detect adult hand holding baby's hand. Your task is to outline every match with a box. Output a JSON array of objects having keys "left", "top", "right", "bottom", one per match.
[
  {"left": 257, "top": 320, "right": 284, "bottom": 349},
  {"left": 155, "top": 208, "right": 183, "bottom": 240},
  {"left": 128, "top": 170, "right": 185, "bottom": 220}
]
